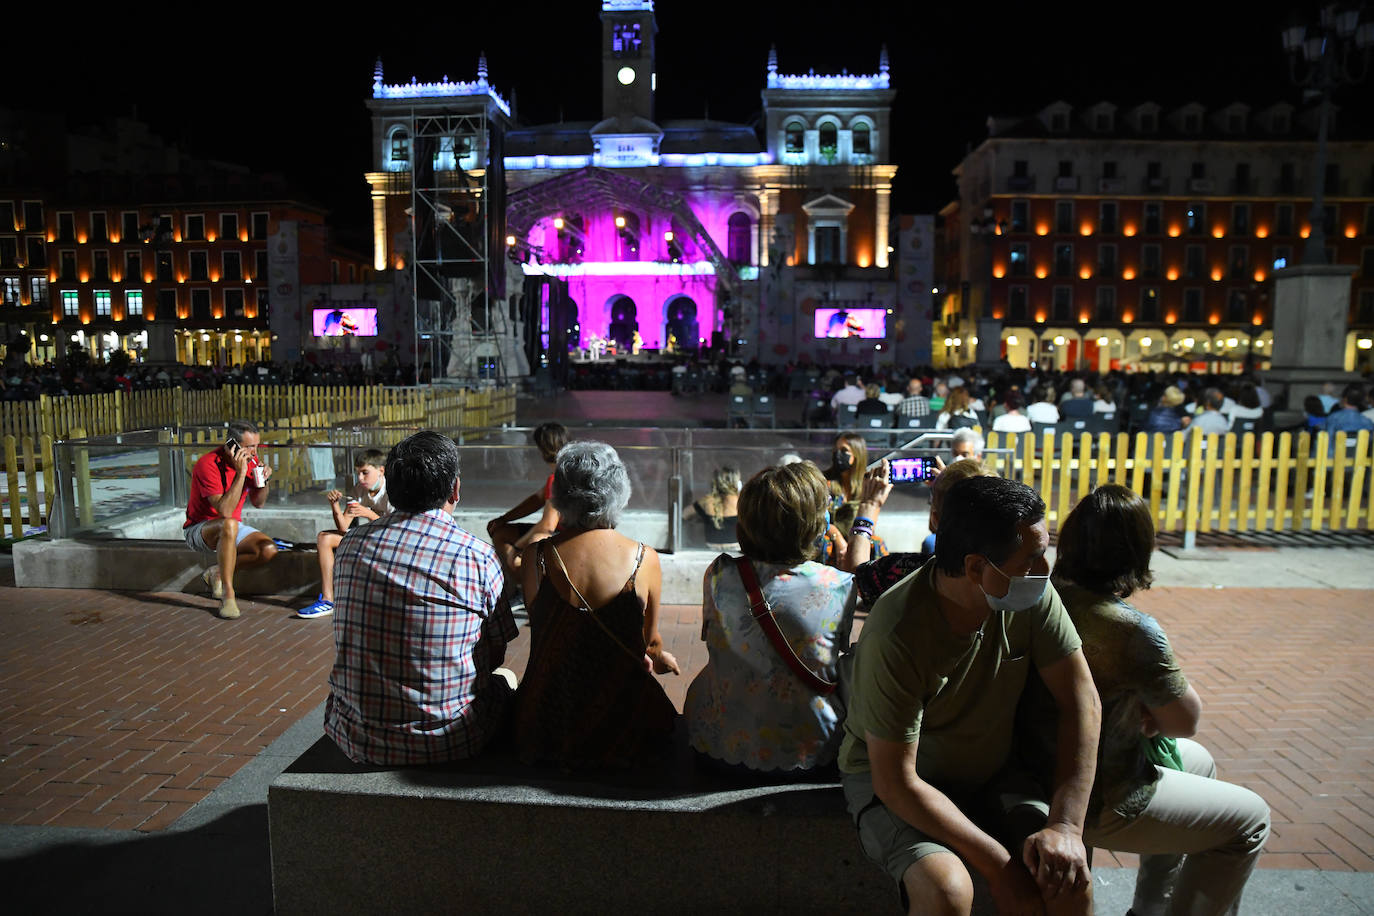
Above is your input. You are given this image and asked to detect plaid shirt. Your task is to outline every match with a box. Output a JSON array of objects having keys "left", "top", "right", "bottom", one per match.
[
  {"left": 325, "top": 509, "right": 517, "bottom": 765},
  {"left": 898, "top": 394, "right": 931, "bottom": 418}
]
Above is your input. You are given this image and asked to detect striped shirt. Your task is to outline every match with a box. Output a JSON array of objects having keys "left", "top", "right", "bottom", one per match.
[{"left": 325, "top": 508, "right": 517, "bottom": 765}]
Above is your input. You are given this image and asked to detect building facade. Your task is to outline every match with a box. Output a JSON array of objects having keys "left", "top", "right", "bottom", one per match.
[
  {"left": 364, "top": 0, "right": 925, "bottom": 375},
  {"left": 941, "top": 100, "right": 1374, "bottom": 374}
]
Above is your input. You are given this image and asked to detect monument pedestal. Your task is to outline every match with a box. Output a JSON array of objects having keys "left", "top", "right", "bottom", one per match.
[
  {"left": 1264, "top": 264, "right": 1358, "bottom": 409},
  {"left": 975, "top": 317, "right": 1003, "bottom": 367}
]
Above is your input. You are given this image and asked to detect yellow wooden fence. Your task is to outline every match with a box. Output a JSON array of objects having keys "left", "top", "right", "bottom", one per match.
[{"left": 982, "top": 429, "right": 1374, "bottom": 536}]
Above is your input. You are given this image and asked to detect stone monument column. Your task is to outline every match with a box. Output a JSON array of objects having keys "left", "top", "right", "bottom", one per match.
[{"left": 1265, "top": 264, "right": 1358, "bottom": 410}]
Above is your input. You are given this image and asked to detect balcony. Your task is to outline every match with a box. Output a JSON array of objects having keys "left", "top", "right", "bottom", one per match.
[
  {"left": 1230, "top": 179, "right": 1255, "bottom": 195},
  {"left": 1143, "top": 178, "right": 1167, "bottom": 193},
  {"left": 1006, "top": 175, "right": 1036, "bottom": 192},
  {"left": 1275, "top": 178, "right": 1299, "bottom": 195},
  {"left": 1097, "top": 178, "right": 1125, "bottom": 193},
  {"left": 1187, "top": 178, "right": 1214, "bottom": 193},
  {"left": 1054, "top": 176, "right": 1080, "bottom": 192}
]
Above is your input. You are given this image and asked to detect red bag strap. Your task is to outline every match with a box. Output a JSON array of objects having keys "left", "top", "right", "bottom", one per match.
[{"left": 732, "top": 556, "right": 836, "bottom": 696}]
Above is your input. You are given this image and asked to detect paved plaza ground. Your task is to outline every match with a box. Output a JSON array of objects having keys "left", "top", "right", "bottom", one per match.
[{"left": 1, "top": 389, "right": 1371, "bottom": 913}]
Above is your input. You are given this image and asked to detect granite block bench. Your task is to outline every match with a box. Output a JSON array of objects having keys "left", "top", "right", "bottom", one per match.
[{"left": 268, "top": 731, "right": 907, "bottom": 915}]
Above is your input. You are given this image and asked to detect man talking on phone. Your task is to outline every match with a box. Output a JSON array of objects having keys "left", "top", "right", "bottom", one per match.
[{"left": 183, "top": 419, "right": 279, "bottom": 619}]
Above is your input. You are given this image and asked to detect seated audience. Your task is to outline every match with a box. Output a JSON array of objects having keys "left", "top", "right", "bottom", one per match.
[
  {"left": 1302, "top": 395, "right": 1328, "bottom": 432},
  {"left": 1060, "top": 378, "right": 1094, "bottom": 418},
  {"left": 297, "top": 449, "right": 391, "bottom": 619},
  {"left": 950, "top": 427, "right": 985, "bottom": 462},
  {"left": 685, "top": 461, "right": 870, "bottom": 774},
  {"left": 1145, "top": 386, "right": 1189, "bottom": 434},
  {"left": 694, "top": 464, "right": 741, "bottom": 550},
  {"left": 1091, "top": 384, "right": 1117, "bottom": 416},
  {"left": 487, "top": 422, "right": 568, "bottom": 583},
  {"left": 831, "top": 373, "right": 865, "bottom": 411},
  {"left": 325, "top": 431, "right": 517, "bottom": 765},
  {"left": 1189, "top": 388, "right": 1232, "bottom": 436},
  {"left": 856, "top": 382, "right": 890, "bottom": 416},
  {"left": 1225, "top": 382, "right": 1265, "bottom": 427},
  {"left": 992, "top": 391, "right": 1032, "bottom": 434},
  {"left": 1026, "top": 386, "right": 1061, "bottom": 424},
  {"left": 934, "top": 386, "right": 979, "bottom": 430},
  {"left": 823, "top": 433, "right": 888, "bottom": 566},
  {"left": 513, "top": 442, "right": 680, "bottom": 767},
  {"left": 1024, "top": 485, "right": 1270, "bottom": 916},
  {"left": 1324, "top": 384, "right": 1374, "bottom": 436}
]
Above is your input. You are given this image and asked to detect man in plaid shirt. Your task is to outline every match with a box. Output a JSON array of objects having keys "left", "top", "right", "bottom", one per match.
[
  {"left": 898, "top": 377, "right": 931, "bottom": 420},
  {"left": 325, "top": 431, "right": 518, "bottom": 765}
]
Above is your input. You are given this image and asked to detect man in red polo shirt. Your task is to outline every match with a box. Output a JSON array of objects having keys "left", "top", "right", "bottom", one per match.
[{"left": 184, "top": 419, "right": 278, "bottom": 619}]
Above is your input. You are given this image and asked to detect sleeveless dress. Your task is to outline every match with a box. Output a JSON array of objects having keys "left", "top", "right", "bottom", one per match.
[{"left": 511, "top": 540, "right": 678, "bottom": 768}]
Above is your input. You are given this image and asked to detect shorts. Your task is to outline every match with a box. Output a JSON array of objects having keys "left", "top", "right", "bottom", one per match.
[
  {"left": 841, "top": 767, "right": 1050, "bottom": 888},
  {"left": 184, "top": 519, "right": 259, "bottom": 553}
]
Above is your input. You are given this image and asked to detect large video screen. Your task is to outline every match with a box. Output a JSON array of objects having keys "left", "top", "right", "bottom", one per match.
[
  {"left": 814, "top": 308, "right": 886, "bottom": 340},
  {"left": 312, "top": 307, "right": 378, "bottom": 337}
]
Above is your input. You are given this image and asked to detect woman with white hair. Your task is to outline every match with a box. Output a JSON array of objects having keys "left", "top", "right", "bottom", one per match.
[{"left": 513, "top": 441, "right": 680, "bottom": 767}]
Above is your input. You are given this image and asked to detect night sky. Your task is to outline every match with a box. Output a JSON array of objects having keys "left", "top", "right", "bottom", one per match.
[{"left": 13, "top": 1, "right": 1369, "bottom": 251}]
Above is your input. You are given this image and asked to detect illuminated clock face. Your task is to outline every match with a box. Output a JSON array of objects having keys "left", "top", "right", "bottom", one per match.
[{"left": 617, "top": 66, "right": 636, "bottom": 86}]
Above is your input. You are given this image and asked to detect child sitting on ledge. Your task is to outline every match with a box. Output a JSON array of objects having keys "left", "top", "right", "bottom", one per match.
[{"left": 297, "top": 449, "right": 390, "bottom": 619}]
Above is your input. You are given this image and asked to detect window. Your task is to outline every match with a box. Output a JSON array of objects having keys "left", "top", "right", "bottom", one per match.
[
  {"left": 1276, "top": 204, "right": 1294, "bottom": 236},
  {"left": 1052, "top": 286, "right": 1072, "bottom": 321},
  {"left": 1010, "top": 200, "right": 1029, "bottom": 233},
  {"left": 1103, "top": 161, "right": 1118, "bottom": 179},
  {"left": 191, "top": 288, "right": 211, "bottom": 319},
  {"left": 62, "top": 290, "right": 79, "bottom": 317},
  {"left": 30, "top": 277, "right": 48, "bottom": 306},
  {"left": 1362, "top": 247, "right": 1374, "bottom": 278},
  {"left": 1100, "top": 201, "right": 1118, "bottom": 235},
  {"left": 727, "top": 212, "right": 751, "bottom": 265},
  {"left": 125, "top": 290, "right": 143, "bottom": 317},
  {"left": 1232, "top": 204, "right": 1250, "bottom": 235},
  {"left": 0, "top": 237, "right": 15, "bottom": 268},
  {"left": 349, "top": 264, "right": 357, "bottom": 282},
  {"left": 251, "top": 212, "right": 269, "bottom": 240},
  {"left": 1357, "top": 290, "right": 1374, "bottom": 324},
  {"left": 1229, "top": 246, "right": 1249, "bottom": 280},
  {"left": 1054, "top": 244, "right": 1073, "bottom": 278},
  {"left": 158, "top": 289, "right": 177, "bottom": 318},
  {"left": 256, "top": 287, "right": 270, "bottom": 318},
  {"left": 1143, "top": 203, "right": 1162, "bottom": 236},
  {"left": 125, "top": 250, "right": 141, "bottom": 282},
  {"left": 1190, "top": 162, "right": 1206, "bottom": 180},
  {"left": 1055, "top": 201, "right": 1074, "bottom": 234},
  {"left": 23, "top": 201, "right": 43, "bottom": 230},
  {"left": 221, "top": 213, "right": 239, "bottom": 241},
  {"left": 190, "top": 251, "right": 208, "bottom": 281},
  {"left": 815, "top": 226, "right": 841, "bottom": 264},
  {"left": 157, "top": 214, "right": 173, "bottom": 237},
  {"left": 818, "top": 122, "right": 838, "bottom": 158},
  {"left": 93, "top": 250, "right": 109, "bottom": 281},
  {"left": 1009, "top": 243, "right": 1029, "bottom": 276},
  {"left": 1234, "top": 162, "right": 1251, "bottom": 193},
  {"left": 1322, "top": 205, "right": 1337, "bottom": 238},
  {"left": 255, "top": 250, "right": 268, "bottom": 281},
  {"left": 1186, "top": 203, "right": 1206, "bottom": 235},
  {"left": 223, "top": 251, "right": 242, "bottom": 282},
  {"left": 851, "top": 123, "right": 871, "bottom": 156},
  {"left": 91, "top": 212, "right": 108, "bottom": 243},
  {"left": 26, "top": 237, "right": 45, "bottom": 268},
  {"left": 1057, "top": 160, "right": 1073, "bottom": 178},
  {"left": 1139, "top": 286, "right": 1160, "bottom": 321},
  {"left": 784, "top": 121, "right": 804, "bottom": 154},
  {"left": 122, "top": 211, "right": 140, "bottom": 241},
  {"left": 156, "top": 251, "right": 174, "bottom": 282},
  {"left": 1146, "top": 161, "right": 1162, "bottom": 181},
  {"left": 1325, "top": 163, "right": 1340, "bottom": 195},
  {"left": 224, "top": 288, "right": 245, "bottom": 318},
  {"left": 60, "top": 250, "right": 76, "bottom": 281},
  {"left": 1183, "top": 288, "right": 1203, "bottom": 322},
  {"left": 1185, "top": 245, "right": 1205, "bottom": 279},
  {"left": 1365, "top": 204, "right": 1374, "bottom": 236},
  {"left": 1013, "top": 160, "right": 1029, "bottom": 178},
  {"left": 1096, "top": 287, "right": 1117, "bottom": 321},
  {"left": 57, "top": 212, "right": 75, "bottom": 242},
  {"left": 1183, "top": 113, "right": 1201, "bottom": 133},
  {"left": 1098, "top": 243, "right": 1117, "bottom": 276},
  {"left": 1140, "top": 112, "right": 1158, "bottom": 132},
  {"left": 94, "top": 289, "right": 112, "bottom": 316},
  {"left": 1094, "top": 112, "right": 1111, "bottom": 132},
  {"left": 1008, "top": 285, "right": 1028, "bottom": 320},
  {"left": 1226, "top": 290, "right": 1247, "bottom": 323},
  {"left": 185, "top": 214, "right": 205, "bottom": 241},
  {"left": 390, "top": 129, "right": 410, "bottom": 164},
  {"left": 1142, "top": 244, "right": 1162, "bottom": 279},
  {"left": 2, "top": 276, "right": 19, "bottom": 305},
  {"left": 331, "top": 259, "right": 340, "bottom": 283},
  {"left": 1051, "top": 112, "right": 1068, "bottom": 132},
  {"left": 0, "top": 201, "right": 13, "bottom": 230},
  {"left": 1228, "top": 112, "right": 1245, "bottom": 133},
  {"left": 1279, "top": 162, "right": 1297, "bottom": 194}
]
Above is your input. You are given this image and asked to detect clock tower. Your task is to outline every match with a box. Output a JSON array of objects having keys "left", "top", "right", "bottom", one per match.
[{"left": 600, "top": 1, "right": 656, "bottom": 123}]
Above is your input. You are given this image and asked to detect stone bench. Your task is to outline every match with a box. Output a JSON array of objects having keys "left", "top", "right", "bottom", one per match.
[{"left": 267, "top": 731, "right": 904, "bottom": 915}]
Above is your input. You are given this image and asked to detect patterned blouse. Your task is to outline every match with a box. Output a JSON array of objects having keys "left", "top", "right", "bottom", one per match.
[{"left": 684, "top": 555, "right": 857, "bottom": 771}]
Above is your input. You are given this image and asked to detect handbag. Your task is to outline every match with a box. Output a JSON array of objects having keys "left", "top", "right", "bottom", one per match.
[{"left": 730, "top": 555, "right": 837, "bottom": 696}]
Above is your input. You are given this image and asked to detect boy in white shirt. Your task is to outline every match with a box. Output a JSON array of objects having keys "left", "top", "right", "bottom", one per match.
[{"left": 297, "top": 449, "right": 391, "bottom": 619}]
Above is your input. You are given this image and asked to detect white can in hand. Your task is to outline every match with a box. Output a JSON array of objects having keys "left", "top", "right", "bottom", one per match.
[{"left": 252, "top": 464, "right": 267, "bottom": 488}]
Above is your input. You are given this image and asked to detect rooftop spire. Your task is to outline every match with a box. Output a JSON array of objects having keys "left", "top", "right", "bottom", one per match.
[
  {"left": 478, "top": 52, "right": 488, "bottom": 84},
  {"left": 767, "top": 44, "right": 778, "bottom": 74},
  {"left": 373, "top": 58, "right": 384, "bottom": 86},
  {"left": 879, "top": 44, "right": 889, "bottom": 74}
]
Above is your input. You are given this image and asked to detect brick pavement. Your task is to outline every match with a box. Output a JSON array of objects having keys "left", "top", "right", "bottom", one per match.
[{"left": 1, "top": 576, "right": 1370, "bottom": 872}]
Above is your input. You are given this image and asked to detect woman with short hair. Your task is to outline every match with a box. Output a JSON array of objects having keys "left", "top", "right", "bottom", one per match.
[
  {"left": 1023, "top": 485, "right": 1270, "bottom": 916},
  {"left": 513, "top": 441, "right": 680, "bottom": 767}
]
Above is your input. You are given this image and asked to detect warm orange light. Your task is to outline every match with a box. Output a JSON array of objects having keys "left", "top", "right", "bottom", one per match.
[
  {"left": 206, "top": 232, "right": 217, "bottom": 242},
  {"left": 856, "top": 252, "right": 872, "bottom": 268},
  {"left": 173, "top": 231, "right": 182, "bottom": 242},
  {"left": 1123, "top": 223, "right": 1137, "bottom": 237},
  {"left": 1255, "top": 226, "right": 1269, "bottom": 239},
  {"left": 1079, "top": 266, "right": 1092, "bottom": 280},
  {"left": 991, "top": 308, "right": 1005, "bottom": 320},
  {"left": 111, "top": 270, "right": 121, "bottom": 283},
  {"left": 1034, "top": 310, "right": 1048, "bottom": 323},
  {"left": 1035, "top": 266, "right": 1048, "bottom": 279},
  {"left": 1122, "top": 312, "right": 1134, "bottom": 323},
  {"left": 1122, "top": 267, "right": 1136, "bottom": 280},
  {"left": 994, "top": 223, "right": 1003, "bottom": 236},
  {"left": 1346, "top": 226, "right": 1358, "bottom": 239},
  {"left": 49, "top": 270, "right": 57, "bottom": 282},
  {"left": 1079, "top": 313, "right": 1091, "bottom": 324},
  {"left": 144, "top": 273, "right": 154, "bottom": 283},
  {"left": 81, "top": 316, "right": 90, "bottom": 325},
  {"left": 1080, "top": 223, "right": 1093, "bottom": 236},
  {"left": 1035, "top": 223, "right": 1049, "bottom": 236},
  {"left": 79, "top": 272, "right": 89, "bottom": 283},
  {"left": 210, "top": 272, "right": 220, "bottom": 283},
  {"left": 1254, "top": 269, "right": 1266, "bottom": 282},
  {"left": 77, "top": 232, "right": 87, "bottom": 244},
  {"left": 212, "top": 308, "right": 223, "bottom": 319},
  {"left": 47, "top": 232, "right": 55, "bottom": 243},
  {"left": 1211, "top": 267, "right": 1224, "bottom": 282},
  {"left": 1165, "top": 312, "right": 1177, "bottom": 324},
  {"left": 993, "top": 264, "right": 1006, "bottom": 279},
  {"left": 1168, "top": 225, "right": 1181, "bottom": 238},
  {"left": 1300, "top": 225, "right": 1310, "bottom": 238},
  {"left": 109, "top": 233, "right": 120, "bottom": 244},
  {"left": 1212, "top": 227, "right": 1225, "bottom": 239},
  {"left": 177, "top": 275, "right": 187, "bottom": 284},
  {"left": 1166, "top": 267, "right": 1179, "bottom": 281}
]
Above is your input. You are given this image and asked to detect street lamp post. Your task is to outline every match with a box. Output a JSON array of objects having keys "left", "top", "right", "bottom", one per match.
[{"left": 1281, "top": 4, "right": 1372, "bottom": 265}]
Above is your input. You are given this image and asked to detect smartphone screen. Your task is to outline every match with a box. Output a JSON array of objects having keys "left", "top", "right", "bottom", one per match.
[{"left": 890, "top": 457, "right": 939, "bottom": 483}]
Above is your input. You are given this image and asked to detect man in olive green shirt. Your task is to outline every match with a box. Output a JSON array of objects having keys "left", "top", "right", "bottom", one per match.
[{"left": 840, "top": 476, "right": 1101, "bottom": 916}]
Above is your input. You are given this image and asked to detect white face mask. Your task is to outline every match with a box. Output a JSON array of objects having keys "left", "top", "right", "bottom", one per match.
[{"left": 981, "top": 559, "right": 1050, "bottom": 613}]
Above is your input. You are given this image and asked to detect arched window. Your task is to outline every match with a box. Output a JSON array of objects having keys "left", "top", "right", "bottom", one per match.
[
  {"left": 727, "top": 212, "right": 752, "bottom": 265},
  {"left": 852, "top": 122, "right": 871, "bottom": 156},
  {"left": 818, "top": 122, "right": 838, "bottom": 160},
  {"left": 388, "top": 128, "right": 410, "bottom": 169},
  {"left": 784, "top": 120, "right": 805, "bottom": 154}
]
